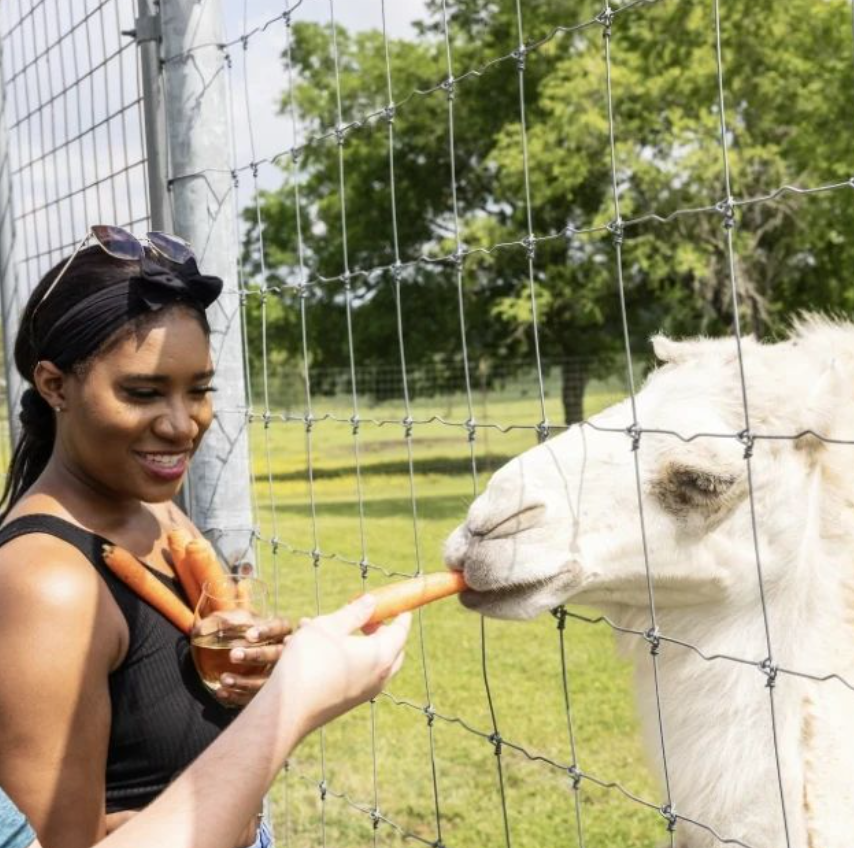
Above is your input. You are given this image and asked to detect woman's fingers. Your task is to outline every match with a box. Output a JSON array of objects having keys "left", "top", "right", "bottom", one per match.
[
  {"left": 388, "top": 650, "right": 405, "bottom": 680},
  {"left": 375, "top": 611, "right": 412, "bottom": 662},
  {"left": 321, "top": 594, "right": 377, "bottom": 634},
  {"left": 217, "top": 671, "right": 268, "bottom": 705},
  {"left": 230, "top": 643, "right": 283, "bottom": 666},
  {"left": 246, "top": 616, "right": 292, "bottom": 644},
  {"left": 355, "top": 611, "right": 411, "bottom": 690},
  {"left": 216, "top": 688, "right": 252, "bottom": 707}
]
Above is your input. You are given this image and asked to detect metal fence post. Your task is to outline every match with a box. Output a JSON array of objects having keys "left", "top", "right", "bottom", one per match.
[
  {"left": 134, "top": 0, "right": 173, "bottom": 235},
  {"left": 159, "top": 0, "right": 254, "bottom": 565},
  {"left": 0, "top": 44, "right": 23, "bottom": 446}
]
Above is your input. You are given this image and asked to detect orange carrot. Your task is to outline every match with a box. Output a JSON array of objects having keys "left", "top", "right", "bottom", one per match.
[
  {"left": 166, "top": 528, "right": 200, "bottom": 609},
  {"left": 184, "top": 539, "right": 231, "bottom": 609},
  {"left": 360, "top": 571, "right": 468, "bottom": 627},
  {"left": 102, "top": 544, "right": 193, "bottom": 634}
]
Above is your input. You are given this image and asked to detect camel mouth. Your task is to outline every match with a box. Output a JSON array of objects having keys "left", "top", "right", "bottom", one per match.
[{"left": 458, "top": 567, "right": 579, "bottom": 619}]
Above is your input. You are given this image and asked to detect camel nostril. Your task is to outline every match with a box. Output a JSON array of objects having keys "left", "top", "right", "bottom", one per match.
[{"left": 470, "top": 503, "right": 547, "bottom": 539}]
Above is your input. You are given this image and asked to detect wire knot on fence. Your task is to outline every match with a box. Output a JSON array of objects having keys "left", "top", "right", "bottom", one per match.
[
  {"left": 760, "top": 658, "right": 779, "bottom": 689},
  {"left": 659, "top": 803, "right": 679, "bottom": 833},
  {"left": 737, "top": 428, "right": 755, "bottom": 459},
  {"left": 644, "top": 627, "right": 662, "bottom": 657}
]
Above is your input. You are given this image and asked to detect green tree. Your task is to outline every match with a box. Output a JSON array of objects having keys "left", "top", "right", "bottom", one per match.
[{"left": 245, "top": 0, "right": 854, "bottom": 422}]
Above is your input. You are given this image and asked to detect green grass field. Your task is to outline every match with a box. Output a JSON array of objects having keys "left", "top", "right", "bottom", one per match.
[{"left": 250, "top": 384, "right": 664, "bottom": 848}]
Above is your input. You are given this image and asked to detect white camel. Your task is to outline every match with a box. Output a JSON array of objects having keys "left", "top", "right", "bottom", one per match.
[{"left": 445, "top": 316, "right": 854, "bottom": 848}]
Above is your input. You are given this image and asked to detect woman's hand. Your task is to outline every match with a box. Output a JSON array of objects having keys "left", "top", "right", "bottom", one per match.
[
  {"left": 216, "top": 616, "right": 291, "bottom": 707},
  {"left": 217, "top": 597, "right": 410, "bottom": 720},
  {"left": 272, "top": 595, "right": 411, "bottom": 737}
]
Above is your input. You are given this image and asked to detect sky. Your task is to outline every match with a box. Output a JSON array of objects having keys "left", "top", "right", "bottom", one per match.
[
  {"left": 222, "top": 0, "right": 428, "bottom": 192},
  {"left": 0, "top": 0, "right": 431, "bottom": 287}
]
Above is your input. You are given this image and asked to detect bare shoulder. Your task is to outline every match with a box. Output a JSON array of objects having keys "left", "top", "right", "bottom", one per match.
[
  {"left": 0, "top": 532, "right": 127, "bottom": 667},
  {"left": 0, "top": 532, "right": 96, "bottom": 594}
]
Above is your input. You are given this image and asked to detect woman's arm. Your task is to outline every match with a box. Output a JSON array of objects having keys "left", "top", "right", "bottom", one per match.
[
  {"left": 89, "top": 595, "right": 408, "bottom": 848},
  {"left": 0, "top": 536, "right": 122, "bottom": 848}
]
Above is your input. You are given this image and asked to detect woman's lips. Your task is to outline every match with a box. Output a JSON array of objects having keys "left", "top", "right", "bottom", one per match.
[{"left": 134, "top": 451, "right": 189, "bottom": 482}]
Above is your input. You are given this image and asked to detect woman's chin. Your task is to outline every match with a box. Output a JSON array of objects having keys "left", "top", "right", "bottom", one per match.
[{"left": 128, "top": 471, "right": 187, "bottom": 503}]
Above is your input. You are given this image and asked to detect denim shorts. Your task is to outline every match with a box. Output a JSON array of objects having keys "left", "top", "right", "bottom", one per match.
[{"left": 247, "top": 819, "right": 274, "bottom": 848}]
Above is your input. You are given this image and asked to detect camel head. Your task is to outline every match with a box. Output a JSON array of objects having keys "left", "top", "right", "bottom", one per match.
[{"left": 445, "top": 316, "right": 854, "bottom": 620}]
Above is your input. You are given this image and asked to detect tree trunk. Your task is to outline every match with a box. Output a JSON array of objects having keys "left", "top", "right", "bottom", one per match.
[
  {"left": 749, "top": 294, "right": 764, "bottom": 339},
  {"left": 561, "top": 358, "right": 590, "bottom": 425}
]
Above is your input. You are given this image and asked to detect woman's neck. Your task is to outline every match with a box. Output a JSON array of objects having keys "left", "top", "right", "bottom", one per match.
[{"left": 24, "top": 452, "right": 148, "bottom": 534}]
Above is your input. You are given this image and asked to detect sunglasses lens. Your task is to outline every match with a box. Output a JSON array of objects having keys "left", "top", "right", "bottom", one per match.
[
  {"left": 92, "top": 225, "right": 144, "bottom": 261},
  {"left": 147, "top": 231, "right": 195, "bottom": 264}
]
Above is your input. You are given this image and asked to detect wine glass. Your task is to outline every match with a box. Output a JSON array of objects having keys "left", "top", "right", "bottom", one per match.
[{"left": 190, "top": 575, "right": 273, "bottom": 697}]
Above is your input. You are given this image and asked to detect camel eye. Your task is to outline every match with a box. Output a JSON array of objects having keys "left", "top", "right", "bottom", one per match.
[
  {"left": 651, "top": 466, "right": 738, "bottom": 515},
  {"left": 672, "top": 468, "right": 736, "bottom": 500}
]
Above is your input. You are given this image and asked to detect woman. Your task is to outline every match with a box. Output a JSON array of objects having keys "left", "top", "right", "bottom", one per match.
[{"left": 0, "top": 227, "right": 301, "bottom": 848}]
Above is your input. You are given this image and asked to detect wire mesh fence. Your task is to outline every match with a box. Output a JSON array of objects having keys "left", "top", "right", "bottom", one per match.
[
  {"left": 0, "top": 0, "right": 148, "bottom": 282},
  {"left": 0, "top": 0, "right": 148, "bottom": 469},
  {"left": 2, "top": 0, "right": 854, "bottom": 846}
]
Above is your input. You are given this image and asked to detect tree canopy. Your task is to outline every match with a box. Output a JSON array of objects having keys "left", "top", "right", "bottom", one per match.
[{"left": 244, "top": 0, "right": 854, "bottom": 422}]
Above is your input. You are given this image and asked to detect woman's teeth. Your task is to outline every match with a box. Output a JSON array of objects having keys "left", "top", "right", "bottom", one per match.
[{"left": 143, "top": 453, "right": 184, "bottom": 467}]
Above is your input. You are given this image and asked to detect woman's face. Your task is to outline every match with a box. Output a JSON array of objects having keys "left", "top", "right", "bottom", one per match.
[{"left": 57, "top": 308, "right": 215, "bottom": 503}]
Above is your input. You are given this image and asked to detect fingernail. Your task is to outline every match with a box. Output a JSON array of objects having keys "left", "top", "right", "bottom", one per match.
[
  {"left": 231, "top": 649, "right": 246, "bottom": 661},
  {"left": 247, "top": 627, "right": 265, "bottom": 641},
  {"left": 221, "top": 675, "right": 235, "bottom": 687}
]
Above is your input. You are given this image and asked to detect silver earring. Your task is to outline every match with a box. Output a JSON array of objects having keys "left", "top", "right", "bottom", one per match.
[{"left": 54, "top": 405, "right": 63, "bottom": 413}]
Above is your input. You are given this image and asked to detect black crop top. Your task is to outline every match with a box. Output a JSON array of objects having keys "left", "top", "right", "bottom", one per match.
[{"left": 0, "top": 514, "right": 235, "bottom": 812}]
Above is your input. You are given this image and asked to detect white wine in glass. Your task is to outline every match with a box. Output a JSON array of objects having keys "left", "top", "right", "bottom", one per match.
[{"left": 191, "top": 575, "right": 272, "bottom": 695}]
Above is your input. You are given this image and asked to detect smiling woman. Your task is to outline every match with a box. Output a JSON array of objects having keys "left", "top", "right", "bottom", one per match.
[{"left": 0, "top": 233, "right": 284, "bottom": 848}]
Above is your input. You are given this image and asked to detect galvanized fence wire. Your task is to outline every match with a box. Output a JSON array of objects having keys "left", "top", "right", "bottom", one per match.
[
  {"left": 599, "top": 4, "right": 676, "bottom": 845},
  {"left": 710, "top": 0, "right": 790, "bottom": 842},
  {"left": 0, "top": 0, "right": 148, "bottom": 286},
  {"left": 196, "top": 1, "right": 854, "bottom": 846},
  {"left": 437, "top": 0, "right": 514, "bottom": 843}
]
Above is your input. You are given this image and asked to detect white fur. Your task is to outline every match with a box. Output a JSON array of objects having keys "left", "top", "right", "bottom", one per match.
[{"left": 444, "top": 316, "right": 854, "bottom": 848}]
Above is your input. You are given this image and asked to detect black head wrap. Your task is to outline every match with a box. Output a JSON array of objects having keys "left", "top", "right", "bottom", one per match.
[{"left": 35, "top": 256, "right": 223, "bottom": 373}]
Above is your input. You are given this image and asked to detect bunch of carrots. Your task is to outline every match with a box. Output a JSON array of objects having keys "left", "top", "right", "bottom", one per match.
[
  {"left": 102, "top": 531, "right": 469, "bottom": 637},
  {"left": 102, "top": 530, "right": 227, "bottom": 635}
]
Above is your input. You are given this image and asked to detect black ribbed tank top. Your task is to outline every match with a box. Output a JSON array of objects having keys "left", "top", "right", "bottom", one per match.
[{"left": 0, "top": 514, "right": 235, "bottom": 812}]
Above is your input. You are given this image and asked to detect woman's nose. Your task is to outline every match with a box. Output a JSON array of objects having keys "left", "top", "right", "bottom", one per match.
[{"left": 152, "top": 401, "right": 200, "bottom": 444}]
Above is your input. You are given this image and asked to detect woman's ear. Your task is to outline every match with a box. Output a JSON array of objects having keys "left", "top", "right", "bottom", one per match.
[{"left": 33, "top": 361, "right": 67, "bottom": 411}]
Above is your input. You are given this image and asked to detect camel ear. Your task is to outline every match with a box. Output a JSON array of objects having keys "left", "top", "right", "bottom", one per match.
[
  {"left": 652, "top": 333, "right": 759, "bottom": 365},
  {"left": 651, "top": 334, "right": 734, "bottom": 364},
  {"left": 651, "top": 334, "right": 682, "bottom": 364}
]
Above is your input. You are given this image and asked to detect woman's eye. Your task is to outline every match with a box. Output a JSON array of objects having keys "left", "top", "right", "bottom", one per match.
[
  {"left": 123, "top": 387, "right": 161, "bottom": 401},
  {"left": 122, "top": 385, "right": 216, "bottom": 401}
]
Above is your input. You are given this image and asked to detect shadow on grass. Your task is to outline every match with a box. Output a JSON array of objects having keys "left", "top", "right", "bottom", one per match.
[
  {"left": 270, "top": 493, "right": 471, "bottom": 520},
  {"left": 269, "top": 453, "right": 516, "bottom": 482}
]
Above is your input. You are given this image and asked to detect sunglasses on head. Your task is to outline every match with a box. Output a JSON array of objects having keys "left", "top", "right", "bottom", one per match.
[{"left": 34, "top": 225, "right": 196, "bottom": 312}]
